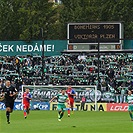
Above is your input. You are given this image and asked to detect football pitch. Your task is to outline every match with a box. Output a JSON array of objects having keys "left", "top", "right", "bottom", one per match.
[{"left": 0, "top": 110, "right": 133, "bottom": 133}]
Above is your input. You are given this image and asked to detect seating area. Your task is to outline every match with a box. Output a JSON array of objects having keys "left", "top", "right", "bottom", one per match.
[{"left": 0, "top": 53, "right": 133, "bottom": 93}]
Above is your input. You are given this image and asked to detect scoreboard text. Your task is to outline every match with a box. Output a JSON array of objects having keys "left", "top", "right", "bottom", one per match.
[{"left": 68, "top": 23, "right": 122, "bottom": 44}]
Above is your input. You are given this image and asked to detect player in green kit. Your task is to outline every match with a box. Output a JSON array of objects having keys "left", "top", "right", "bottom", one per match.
[
  {"left": 50, "top": 89, "right": 69, "bottom": 121},
  {"left": 127, "top": 90, "right": 133, "bottom": 121}
]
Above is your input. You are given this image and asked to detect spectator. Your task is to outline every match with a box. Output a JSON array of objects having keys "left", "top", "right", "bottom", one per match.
[{"left": 0, "top": 52, "right": 132, "bottom": 93}]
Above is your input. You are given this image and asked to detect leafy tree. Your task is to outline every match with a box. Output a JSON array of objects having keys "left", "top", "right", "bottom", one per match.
[
  {"left": 60, "top": 0, "right": 133, "bottom": 39},
  {"left": 0, "top": 0, "right": 21, "bottom": 40},
  {"left": 17, "top": 0, "right": 57, "bottom": 40},
  {"left": 0, "top": 0, "right": 133, "bottom": 40},
  {"left": 88, "top": 0, "right": 133, "bottom": 38},
  {"left": 0, "top": 0, "right": 59, "bottom": 40},
  {"left": 59, "top": 0, "right": 91, "bottom": 39}
]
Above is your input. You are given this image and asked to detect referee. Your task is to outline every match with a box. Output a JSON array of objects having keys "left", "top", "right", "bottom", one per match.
[{"left": 1, "top": 80, "right": 18, "bottom": 124}]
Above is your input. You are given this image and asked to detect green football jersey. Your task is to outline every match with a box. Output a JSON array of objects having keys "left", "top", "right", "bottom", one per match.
[
  {"left": 56, "top": 93, "right": 68, "bottom": 104},
  {"left": 127, "top": 94, "right": 133, "bottom": 104}
]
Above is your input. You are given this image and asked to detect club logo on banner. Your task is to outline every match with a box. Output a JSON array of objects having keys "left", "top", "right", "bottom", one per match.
[
  {"left": 0, "top": 102, "right": 6, "bottom": 110},
  {"left": 14, "top": 102, "right": 23, "bottom": 110},
  {"left": 0, "top": 102, "right": 23, "bottom": 110}
]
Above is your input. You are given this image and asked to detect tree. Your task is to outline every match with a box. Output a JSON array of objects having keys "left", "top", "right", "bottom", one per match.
[
  {"left": 0, "top": 0, "right": 21, "bottom": 40},
  {"left": 0, "top": 0, "right": 59, "bottom": 40},
  {"left": 60, "top": 0, "right": 133, "bottom": 39},
  {"left": 0, "top": 0, "right": 133, "bottom": 40},
  {"left": 90, "top": 0, "right": 133, "bottom": 38},
  {"left": 59, "top": 0, "right": 94, "bottom": 39},
  {"left": 17, "top": 0, "right": 57, "bottom": 40}
]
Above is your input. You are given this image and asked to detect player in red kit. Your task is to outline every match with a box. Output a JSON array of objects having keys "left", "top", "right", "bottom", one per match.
[
  {"left": 23, "top": 88, "right": 32, "bottom": 119},
  {"left": 66, "top": 86, "right": 76, "bottom": 117}
]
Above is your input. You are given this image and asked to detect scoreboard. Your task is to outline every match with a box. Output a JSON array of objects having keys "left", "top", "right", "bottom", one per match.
[{"left": 67, "top": 22, "right": 123, "bottom": 50}]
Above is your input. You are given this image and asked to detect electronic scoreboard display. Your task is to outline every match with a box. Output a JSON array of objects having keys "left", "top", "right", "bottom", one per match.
[{"left": 67, "top": 23, "right": 122, "bottom": 44}]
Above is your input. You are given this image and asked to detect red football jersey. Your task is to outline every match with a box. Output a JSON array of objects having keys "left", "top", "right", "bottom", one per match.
[
  {"left": 23, "top": 92, "right": 31, "bottom": 104},
  {"left": 66, "top": 89, "right": 75, "bottom": 100}
]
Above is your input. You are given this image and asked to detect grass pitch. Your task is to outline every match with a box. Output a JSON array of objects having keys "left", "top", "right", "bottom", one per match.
[{"left": 0, "top": 110, "right": 133, "bottom": 133}]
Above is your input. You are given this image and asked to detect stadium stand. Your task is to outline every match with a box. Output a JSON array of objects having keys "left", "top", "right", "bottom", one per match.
[{"left": 0, "top": 53, "right": 132, "bottom": 95}]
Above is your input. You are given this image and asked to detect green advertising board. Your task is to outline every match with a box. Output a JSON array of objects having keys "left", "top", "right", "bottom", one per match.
[{"left": 0, "top": 40, "right": 67, "bottom": 56}]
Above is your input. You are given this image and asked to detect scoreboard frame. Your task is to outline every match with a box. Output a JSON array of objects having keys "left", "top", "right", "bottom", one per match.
[{"left": 67, "top": 22, "right": 122, "bottom": 45}]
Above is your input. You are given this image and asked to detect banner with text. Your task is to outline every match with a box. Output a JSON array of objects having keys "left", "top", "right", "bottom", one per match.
[
  {"left": 107, "top": 103, "right": 128, "bottom": 111},
  {"left": 0, "top": 102, "right": 129, "bottom": 111},
  {"left": 0, "top": 102, "right": 50, "bottom": 110},
  {"left": 0, "top": 40, "right": 67, "bottom": 56},
  {"left": 21, "top": 86, "right": 128, "bottom": 104},
  {"left": 50, "top": 102, "right": 107, "bottom": 111}
]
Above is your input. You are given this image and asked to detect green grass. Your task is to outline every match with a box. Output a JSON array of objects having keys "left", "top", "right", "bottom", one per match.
[{"left": 0, "top": 110, "right": 133, "bottom": 133}]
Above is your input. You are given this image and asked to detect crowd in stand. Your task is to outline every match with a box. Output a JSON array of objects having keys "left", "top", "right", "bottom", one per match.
[{"left": 0, "top": 53, "right": 133, "bottom": 95}]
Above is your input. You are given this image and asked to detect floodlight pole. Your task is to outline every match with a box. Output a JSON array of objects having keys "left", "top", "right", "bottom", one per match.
[
  {"left": 97, "top": 41, "right": 100, "bottom": 87},
  {"left": 95, "top": 40, "right": 100, "bottom": 111},
  {"left": 41, "top": 28, "right": 45, "bottom": 83}
]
